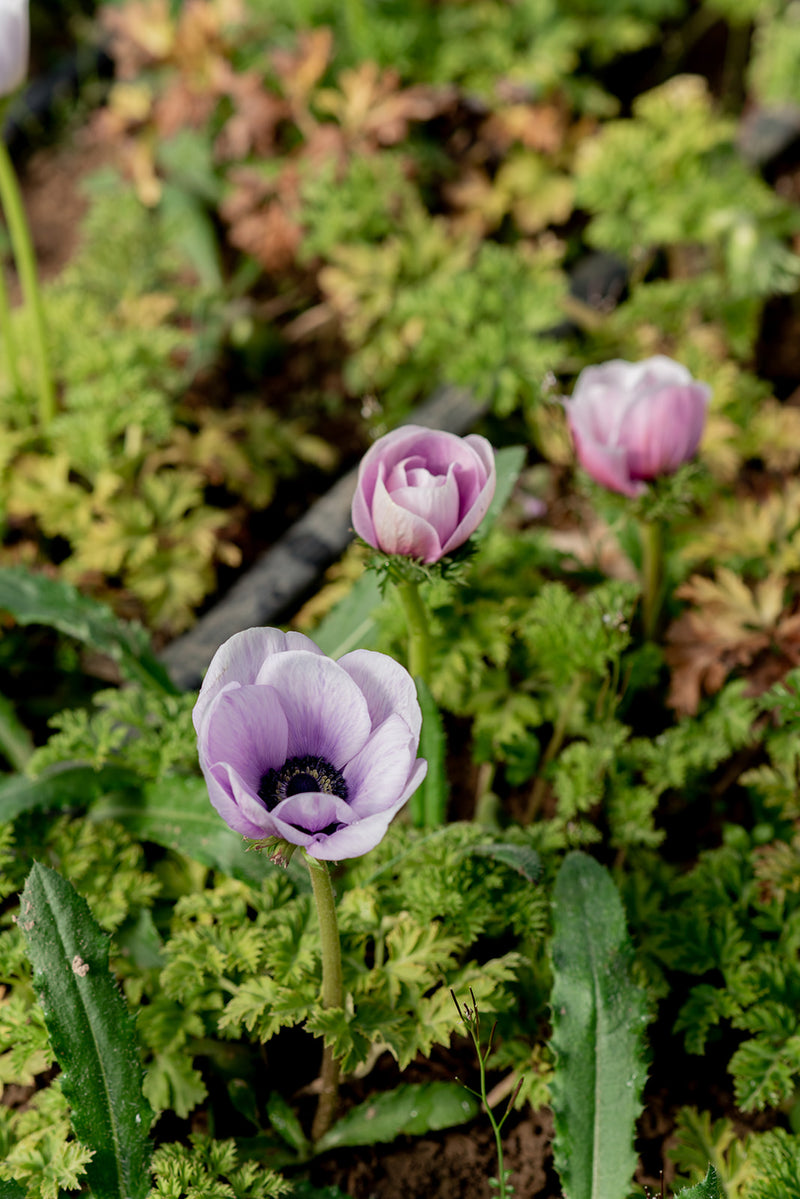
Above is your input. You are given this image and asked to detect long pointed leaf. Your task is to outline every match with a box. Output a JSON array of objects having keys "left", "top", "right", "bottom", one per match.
[
  {"left": 19, "top": 863, "right": 153, "bottom": 1199},
  {"left": 0, "top": 565, "right": 177, "bottom": 693},
  {"left": 91, "top": 775, "right": 309, "bottom": 889},
  {"left": 549, "top": 851, "right": 650, "bottom": 1199},
  {"left": 0, "top": 762, "right": 139, "bottom": 823}
]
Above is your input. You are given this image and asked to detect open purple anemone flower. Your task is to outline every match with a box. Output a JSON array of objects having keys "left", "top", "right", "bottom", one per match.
[
  {"left": 564, "top": 355, "right": 711, "bottom": 498},
  {"left": 193, "top": 628, "right": 427, "bottom": 860},
  {"left": 352, "top": 424, "right": 496, "bottom": 564}
]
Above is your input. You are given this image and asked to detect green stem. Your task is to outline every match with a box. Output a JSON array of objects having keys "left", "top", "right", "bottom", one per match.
[
  {"left": 396, "top": 578, "right": 431, "bottom": 682},
  {"left": 527, "top": 674, "right": 583, "bottom": 821},
  {"left": 0, "top": 139, "right": 56, "bottom": 427},
  {"left": 639, "top": 518, "right": 663, "bottom": 642},
  {"left": 0, "top": 260, "right": 20, "bottom": 393},
  {"left": 306, "top": 854, "right": 344, "bottom": 1142},
  {"left": 396, "top": 577, "right": 434, "bottom": 827}
]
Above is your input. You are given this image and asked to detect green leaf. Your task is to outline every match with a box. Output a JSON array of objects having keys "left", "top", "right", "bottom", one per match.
[
  {"left": 315, "top": 1083, "right": 479, "bottom": 1152},
  {"left": 473, "top": 445, "right": 527, "bottom": 542},
  {"left": 311, "top": 569, "right": 383, "bottom": 658},
  {"left": 267, "top": 1090, "right": 310, "bottom": 1155},
  {"left": 549, "top": 851, "right": 650, "bottom": 1199},
  {"left": 461, "top": 842, "right": 542, "bottom": 882},
  {"left": 0, "top": 565, "right": 178, "bottom": 693},
  {"left": 18, "top": 862, "right": 153, "bottom": 1199},
  {"left": 675, "top": 1164, "right": 723, "bottom": 1199},
  {"left": 0, "top": 691, "right": 33, "bottom": 770},
  {"left": 0, "top": 1183, "right": 26, "bottom": 1199},
  {"left": 416, "top": 675, "right": 448, "bottom": 828},
  {"left": 90, "top": 775, "right": 292, "bottom": 886},
  {"left": 0, "top": 762, "right": 139, "bottom": 823}
]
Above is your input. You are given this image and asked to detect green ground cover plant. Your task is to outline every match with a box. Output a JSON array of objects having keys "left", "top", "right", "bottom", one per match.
[{"left": 4, "top": 0, "right": 800, "bottom": 1196}]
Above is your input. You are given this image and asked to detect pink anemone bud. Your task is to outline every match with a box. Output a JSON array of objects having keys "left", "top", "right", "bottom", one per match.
[
  {"left": 351, "top": 424, "right": 496, "bottom": 564},
  {"left": 0, "top": 0, "right": 28, "bottom": 96},
  {"left": 193, "top": 628, "right": 427, "bottom": 861},
  {"left": 564, "top": 355, "right": 711, "bottom": 498}
]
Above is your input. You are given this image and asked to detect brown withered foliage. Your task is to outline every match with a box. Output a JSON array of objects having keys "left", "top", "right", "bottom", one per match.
[
  {"left": 665, "top": 568, "right": 800, "bottom": 715},
  {"left": 221, "top": 168, "right": 303, "bottom": 274}
]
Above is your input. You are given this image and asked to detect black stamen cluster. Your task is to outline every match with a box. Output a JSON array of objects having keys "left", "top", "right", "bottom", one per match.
[{"left": 258, "top": 754, "right": 349, "bottom": 812}]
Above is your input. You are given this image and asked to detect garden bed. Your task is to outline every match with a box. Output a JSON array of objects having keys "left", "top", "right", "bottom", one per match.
[{"left": 4, "top": 3, "right": 800, "bottom": 1198}]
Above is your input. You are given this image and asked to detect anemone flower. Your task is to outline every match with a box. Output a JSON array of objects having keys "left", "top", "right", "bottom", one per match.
[{"left": 194, "top": 628, "right": 427, "bottom": 860}]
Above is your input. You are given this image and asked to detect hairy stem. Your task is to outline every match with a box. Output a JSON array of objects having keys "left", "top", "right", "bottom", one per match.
[
  {"left": 306, "top": 855, "right": 344, "bottom": 1142},
  {"left": 0, "top": 261, "right": 20, "bottom": 393},
  {"left": 396, "top": 577, "right": 431, "bottom": 682},
  {"left": 639, "top": 518, "right": 663, "bottom": 642},
  {"left": 396, "top": 577, "right": 434, "bottom": 827},
  {"left": 0, "top": 138, "right": 56, "bottom": 427}
]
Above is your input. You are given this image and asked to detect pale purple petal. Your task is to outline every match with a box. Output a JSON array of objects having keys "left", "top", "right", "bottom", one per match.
[
  {"left": 0, "top": 0, "right": 28, "bottom": 96},
  {"left": 306, "top": 758, "right": 428, "bottom": 861},
  {"left": 343, "top": 715, "right": 419, "bottom": 815},
  {"left": 625, "top": 383, "right": 711, "bottom": 478},
  {"left": 337, "top": 650, "right": 422, "bottom": 737},
  {"left": 194, "top": 627, "right": 323, "bottom": 732},
  {"left": 388, "top": 465, "right": 461, "bottom": 543},
  {"left": 270, "top": 792, "right": 355, "bottom": 837},
  {"left": 254, "top": 651, "right": 372, "bottom": 766},
  {"left": 569, "top": 417, "right": 646, "bottom": 497},
  {"left": 201, "top": 684, "right": 289, "bottom": 791},
  {"left": 351, "top": 474, "right": 378, "bottom": 546},
  {"left": 200, "top": 759, "right": 275, "bottom": 839},
  {"left": 440, "top": 461, "right": 497, "bottom": 554},
  {"left": 371, "top": 468, "right": 444, "bottom": 562}
]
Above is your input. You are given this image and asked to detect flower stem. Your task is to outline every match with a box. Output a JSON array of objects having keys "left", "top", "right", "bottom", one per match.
[
  {"left": 306, "top": 854, "right": 344, "bottom": 1142},
  {"left": 639, "top": 518, "right": 664, "bottom": 642},
  {"left": 396, "top": 577, "right": 435, "bottom": 828},
  {"left": 396, "top": 577, "right": 431, "bottom": 682},
  {"left": 0, "top": 261, "right": 20, "bottom": 394},
  {"left": 0, "top": 138, "right": 56, "bottom": 428}
]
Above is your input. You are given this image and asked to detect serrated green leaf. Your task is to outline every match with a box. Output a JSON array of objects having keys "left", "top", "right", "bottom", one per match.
[
  {"left": 675, "top": 1164, "right": 723, "bottom": 1199},
  {"left": 18, "top": 863, "right": 153, "bottom": 1199},
  {"left": 0, "top": 762, "right": 139, "bottom": 823},
  {"left": 549, "top": 852, "right": 650, "bottom": 1199},
  {"left": 0, "top": 566, "right": 177, "bottom": 693},
  {"left": 315, "top": 1082, "right": 479, "bottom": 1152}
]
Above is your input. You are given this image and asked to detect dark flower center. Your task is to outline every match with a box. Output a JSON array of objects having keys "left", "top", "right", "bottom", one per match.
[{"left": 258, "top": 754, "right": 349, "bottom": 812}]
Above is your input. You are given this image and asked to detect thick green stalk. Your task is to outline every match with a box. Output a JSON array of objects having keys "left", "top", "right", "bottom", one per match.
[
  {"left": 396, "top": 578, "right": 431, "bottom": 682},
  {"left": 306, "top": 854, "right": 344, "bottom": 1142},
  {"left": 0, "top": 138, "right": 56, "bottom": 426},
  {"left": 0, "top": 261, "right": 20, "bottom": 393},
  {"left": 396, "top": 577, "right": 434, "bottom": 826},
  {"left": 639, "top": 518, "right": 664, "bottom": 642}
]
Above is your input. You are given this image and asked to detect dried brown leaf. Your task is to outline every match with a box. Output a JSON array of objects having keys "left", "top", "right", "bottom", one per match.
[{"left": 665, "top": 569, "right": 800, "bottom": 714}]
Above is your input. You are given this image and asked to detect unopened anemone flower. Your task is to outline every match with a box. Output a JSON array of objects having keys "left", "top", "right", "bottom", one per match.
[
  {"left": 564, "top": 355, "right": 711, "bottom": 498},
  {"left": 352, "top": 424, "right": 496, "bottom": 564},
  {"left": 193, "top": 628, "right": 427, "bottom": 860}
]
